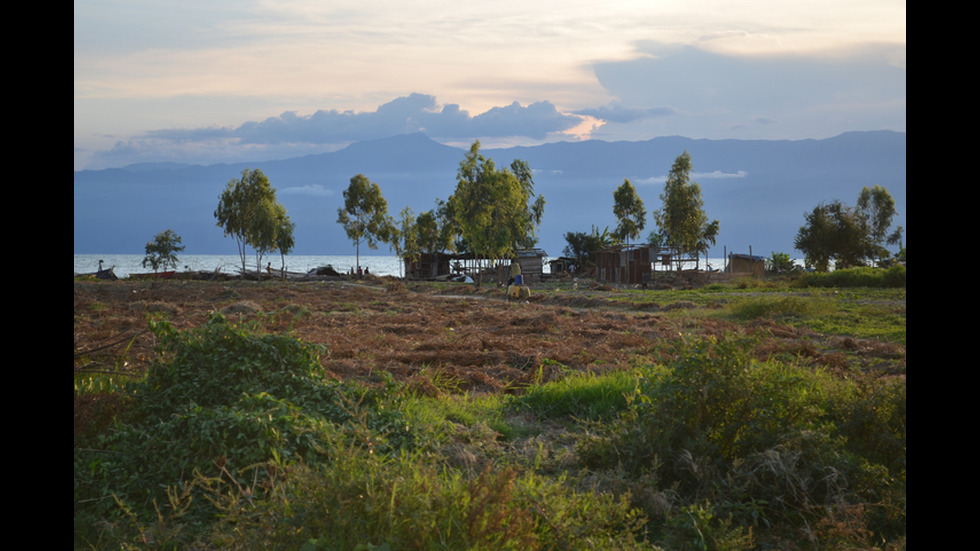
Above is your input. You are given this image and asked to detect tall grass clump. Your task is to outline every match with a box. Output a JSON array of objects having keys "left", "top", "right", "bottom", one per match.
[
  {"left": 514, "top": 367, "right": 638, "bottom": 421},
  {"left": 74, "top": 314, "right": 414, "bottom": 548},
  {"left": 210, "top": 449, "right": 650, "bottom": 550},
  {"left": 802, "top": 265, "right": 906, "bottom": 288},
  {"left": 577, "top": 335, "right": 905, "bottom": 549}
]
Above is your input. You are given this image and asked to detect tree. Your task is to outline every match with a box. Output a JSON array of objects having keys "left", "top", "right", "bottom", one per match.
[
  {"left": 612, "top": 178, "right": 646, "bottom": 245},
  {"left": 393, "top": 206, "right": 417, "bottom": 277},
  {"left": 142, "top": 229, "right": 185, "bottom": 273},
  {"left": 215, "top": 168, "right": 292, "bottom": 274},
  {"left": 794, "top": 200, "right": 869, "bottom": 271},
  {"left": 653, "top": 151, "right": 720, "bottom": 262},
  {"left": 449, "top": 141, "right": 545, "bottom": 284},
  {"left": 337, "top": 174, "right": 395, "bottom": 273},
  {"left": 795, "top": 186, "right": 903, "bottom": 271},
  {"left": 273, "top": 203, "right": 296, "bottom": 275},
  {"left": 856, "top": 185, "right": 903, "bottom": 266}
]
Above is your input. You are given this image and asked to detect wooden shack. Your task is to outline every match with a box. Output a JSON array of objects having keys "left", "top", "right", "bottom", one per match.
[
  {"left": 516, "top": 249, "right": 546, "bottom": 282},
  {"left": 405, "top": 249, "right": 547, "bottom": 282},
  {"left": 403, "top": 253, "right": 452, "bottom": 280},
  {"left": 595, "top": 245, "right": 652, "bottom": 285},
  {"left": 725, "top": 253, "right": 765, "bottom": 277},
  {"left": 547, "top": 256, "right": 576, "bottom": 276},
  {"left": 494, "top": 249, "right": 547, "bottom": 283}
]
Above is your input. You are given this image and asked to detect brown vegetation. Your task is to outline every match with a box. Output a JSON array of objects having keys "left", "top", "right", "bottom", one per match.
[{"left": 74, "top": 278, "right": 903, "bottom": 395}]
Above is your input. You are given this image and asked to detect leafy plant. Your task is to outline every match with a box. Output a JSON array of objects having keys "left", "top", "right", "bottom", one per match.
[
  {"left": 765, "top": 251, "right": 798, "bottom": 274},
  {"left": 141, "top": 229, "right": 185, "bottom": 273}
]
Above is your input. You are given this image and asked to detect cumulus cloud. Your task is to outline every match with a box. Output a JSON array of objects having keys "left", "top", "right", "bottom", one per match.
[{"left": 144, "top": 93, "right": 584, "bottom": 147}]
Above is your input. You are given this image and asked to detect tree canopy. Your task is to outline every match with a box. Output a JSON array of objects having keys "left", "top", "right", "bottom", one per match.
[
  {"left": 141, "top": 229, "right": 185, "bottom": 273},
  {"left": 214, "top": 168, "right": 294, "bottom": 274},
  {"left": 795, "top": 185, "right": 903, "bottom": 271},
  {"left": 337, "top": 174, "right": 395, "bottom": 272},
  {"left": 612, "top": 178, "right": 646, "bottom": 245},
  {"left": 857, "top": 184, "right": 903, "bottom": 265},
  {"left": 653, "top": 151, "right": 720, "bottom": 258},
  {"left": 449, "top": 141, "right": 545, "bottom": 268}
]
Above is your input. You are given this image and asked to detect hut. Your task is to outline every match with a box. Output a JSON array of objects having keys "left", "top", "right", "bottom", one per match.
[
  {"left": 515, "top": 249, "right": 546, "bottom": 282},
  {"left": 404, "top": 253, "right": 452, "bottom": 280},
  {"left": 595, "top": 245, "right": 652, "bottom": 285},
  {"left": 725, "top": 253, "right": 766, "bottom": 277},
  {"left": 405, "top": 249, "right": 548, "bottom": 282},
  {"left": 494, "top": 249, "right": 547, "bottom": 283},
  {"left": 547, "top": 256, "right": 576, "bottom": 276}
]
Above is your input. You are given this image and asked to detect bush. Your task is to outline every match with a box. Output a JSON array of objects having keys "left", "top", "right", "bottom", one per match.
[
  {"left": 74, "top": 314, "right": 414, "bottom": 547},
  {"left": 578, "top": 336, "right": 906, "bottom": 548}
]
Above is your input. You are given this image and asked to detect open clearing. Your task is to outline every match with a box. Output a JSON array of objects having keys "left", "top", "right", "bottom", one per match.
[{"left": 74, "top": 277, "right": 905, "bottom": 395}]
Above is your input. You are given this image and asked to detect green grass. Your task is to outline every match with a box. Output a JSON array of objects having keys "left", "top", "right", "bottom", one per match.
[{"left": 513, "top": 366, "right": 638, "bottom": 421}]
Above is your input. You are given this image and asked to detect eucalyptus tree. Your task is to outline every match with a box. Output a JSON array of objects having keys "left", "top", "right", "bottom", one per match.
[
  {"left": 215, "top": 168, "right": 293, "bottom": 274},
  {"left": 337, "top": 174, "right": 395, "bottom": 273},
  {"left": 449, "top": 141, "right": 545, "bottom": 284},
  {"left": 273, "top": 203, "right": 296, "bottom": 275},
  {"left": 653, "top": 152, "right": 720, "bottom": 262},
  {"left": 857, "top": 185, "right": 903, "bottom": 265},
  {"left": 612, "top": 178, "right": 646, "bottom": 246}
]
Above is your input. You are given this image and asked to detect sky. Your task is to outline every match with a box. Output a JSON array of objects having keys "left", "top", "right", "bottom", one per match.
[{"left": 74, "top": 1, "right": 906, "bottom": 171}]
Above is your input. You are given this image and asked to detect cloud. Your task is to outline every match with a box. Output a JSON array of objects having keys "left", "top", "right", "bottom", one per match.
[
  {"left": 697, "top": 170, "right": 748, "bottom": 180},
  {"left": 86, "top": 93, "right": 592, "bottom": 167},
  {"left": 279, "top": 184, "right": 333, "bottom": 197},
  {"left": 573, "top": 103, "right": 676, "bottom": 124},
  {"left": 587, "top": 42, "right": 906, "bottom": 141},
  {"left": 634, "top": 170, "right": 747, "bottom": 186},
  {"left": 144, "top": 93, "right": 584, "bottom": 147}
]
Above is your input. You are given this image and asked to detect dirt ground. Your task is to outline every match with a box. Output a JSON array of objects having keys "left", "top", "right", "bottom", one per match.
[{"left": 73, "top": 277, "right": 903, "bottom": 395}]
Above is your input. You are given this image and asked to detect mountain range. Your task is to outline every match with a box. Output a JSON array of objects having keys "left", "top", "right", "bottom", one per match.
[{"left": 74, "top": 131, "right": 907, "bottom": 261}]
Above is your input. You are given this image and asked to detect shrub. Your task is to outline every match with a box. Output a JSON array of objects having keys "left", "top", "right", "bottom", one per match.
[
  {"left": 74, "top": 314, "right": 414, "bottom": 547},
  {"left": 578, "top": 335, "right": 906, "bottom": 548}
]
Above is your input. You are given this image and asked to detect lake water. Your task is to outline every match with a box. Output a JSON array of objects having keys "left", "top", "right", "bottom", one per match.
[
  {"left": 75, "top": 253, "right": 732, "bottom": 279},
  {"left": 74, "top": 254, "right": 408, "bottom": 278}
]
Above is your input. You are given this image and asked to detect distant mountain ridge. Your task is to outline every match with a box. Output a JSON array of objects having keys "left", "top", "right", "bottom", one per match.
[{"left": 74, "top": 131, "right": 906, "bottom": 261}]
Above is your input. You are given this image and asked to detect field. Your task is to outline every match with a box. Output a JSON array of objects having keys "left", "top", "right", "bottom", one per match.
[{"left": 74, "top": 274, "right": 906, "bottom": 550}]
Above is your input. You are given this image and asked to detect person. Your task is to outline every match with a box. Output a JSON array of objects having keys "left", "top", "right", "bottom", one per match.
[
  {"left": 266, "top": 262, "right": 272, "bottom": 275},
  {"left": 508, "top": 258, "right": 522, "bottom": 286}
]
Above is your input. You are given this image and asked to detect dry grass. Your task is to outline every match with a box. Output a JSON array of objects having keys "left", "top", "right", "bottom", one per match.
[{"left": 74, "top": 279, "right": 904, "bottom": 392}]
